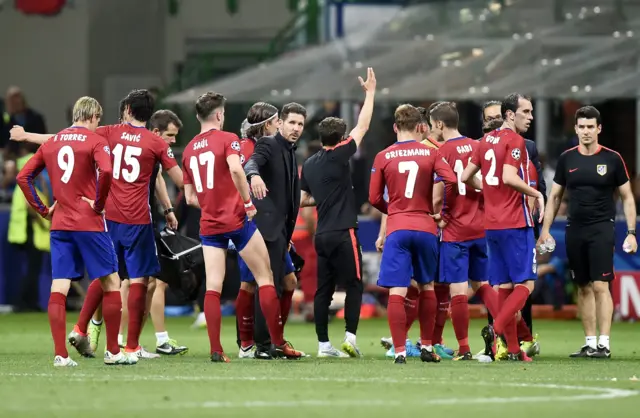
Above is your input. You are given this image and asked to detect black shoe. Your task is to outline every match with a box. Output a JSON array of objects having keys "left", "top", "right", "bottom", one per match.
[
  {"left": 156, "top": 342, "right": 189, "bottom": 356},
  {"left": 589, "top": 344, "right": 611, "bottom": 359},
  {"left": 394, "top": 355, "right": 406, "bottom": 364},
  {"left": 254, "top": 347, "right": 273, "bottom": 360},
  {"left": 270, "top": 341, "right": 303, "bottom": 360},
  {"left": 481, "top": 325, "right": 496, "bottom": 360},
  {"left": 569, "top": 345, "right": 597, "bottom": 358},
  {"left": 420, "top": 347, "right": 441, "bottom": 363},
  {"left": 210, "top": 352, "right": 230, "bottom": 363},
  {"left": 453, "top": 352, "right": 473, "bottom": 361}
]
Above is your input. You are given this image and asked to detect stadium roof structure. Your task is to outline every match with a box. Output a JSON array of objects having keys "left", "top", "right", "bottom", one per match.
[{"left": 164, "top": 0, "right": 640, "bottom": 104}]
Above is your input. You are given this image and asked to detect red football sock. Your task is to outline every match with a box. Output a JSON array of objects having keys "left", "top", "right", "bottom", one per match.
[
  {"left": 405, "top": 286, "right": 419, "bottom": 333},
  {"left": 517, "top": 317, "right": 533, "bottom": 342},
  {"left": 419, "top": 290, "right": 437, "bottom": 347},
  {"left": 125, "top": 283, "right": 147, "bottom": 351},
  {"left": 205, "top": 290, "right": 223, "bottom": 354},
  {"left": 387, "top": 294, "right": 406, "bottom": 354},
  {"left": 102, "top": 291, "right": 122, "bottom": 355},
  {"left": 450, "top": 294, "right": 470, "bottom": 354},
  {"left": 495, "top": 286, "right": 530, "bottom": 336},
  {"left": 475, "top": 283, "right": 500, "bottom": 319},
  {"left": 280, "top": 289, "right": 294, "bottom": 328},
  {"left": 433, "top": 284, "right": 449, "bottom": 345},
  {"left": 48, "top": 292, "right": 68, "bottom": 358},
  {"left": 235, "top": 289, "right": 255, "bottom": 348},
  {"left": 75, "top": 279, "right": 103, "bottom": 335},
  {"left": 259, "top": 285, "right": 285, "bottom": 346}
]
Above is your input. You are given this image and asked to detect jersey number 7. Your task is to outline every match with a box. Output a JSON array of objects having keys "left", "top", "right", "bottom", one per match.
[{"left": 398, "top": 160, "right": 418, "bottom": 198}]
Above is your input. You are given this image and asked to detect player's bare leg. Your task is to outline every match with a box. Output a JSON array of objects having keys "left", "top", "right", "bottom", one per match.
[
  {"left": 124, "top": 276, "right": 159, "bottom": 358},
  {"left": 239, "top": 230, "right": 303, "bottom": 360},
  {"left": 571, "top": 284, "right": 597, "bottom": 357},
  {"left": 593, "top": 281, "right": 612, "bottom": 357},
  {"left": 150, "top": 278, "right": 188, "bottom": 355},
  {"left": 236, "top": 280, "right": 256, "bottom": 357},
  {"left": 203, "top": 245, "right": 231, "bottom": 362},
  {"left": 49, "top": 279, "right": 77, "bottom": 366},
  {"left": 119, "top": 279, "right": 129, "bottom": 347}
]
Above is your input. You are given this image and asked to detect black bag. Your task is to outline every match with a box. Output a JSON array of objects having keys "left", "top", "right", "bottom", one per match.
[{"left": 156, "top": 228, "right": 204, "bottom": 301}]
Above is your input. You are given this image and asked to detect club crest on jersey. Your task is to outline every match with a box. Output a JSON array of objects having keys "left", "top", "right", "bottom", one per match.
[
  {"left": 103, "top": 145, "right": 111, "bottom": 155},
  {"left": 597, "top": 164, "right": 607, "bottom": 176},
  {"left": 231, "top": 141, "right": 241, "bottom": 151},
  {"left": 511, "top": 148, "right": 521, "bottom": 160},
  {"left": 167, "top": 147, "right": 174, "bottom": 159}
]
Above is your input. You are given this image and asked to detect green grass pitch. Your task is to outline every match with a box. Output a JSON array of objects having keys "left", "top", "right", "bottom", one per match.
[{"left": 1, "top": 314, "right": 639, "bottom": 417}]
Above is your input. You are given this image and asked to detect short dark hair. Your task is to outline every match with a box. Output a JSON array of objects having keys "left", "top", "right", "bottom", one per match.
[
  {"left": 246, "top": 102, "right": 278, "bottom": 139},
  {"left": 318, "top": 117, "right": 347, "bottom": 147},
  {"left": 575, "top": 106, "right": 601, "bottom": 125},
  {"left": 148, "top": 110, "right": 183, "bottom": 132},
  {"left": 122, "top": 89, "right": 155, "bottom": 123},
  {"left": 394, "top": 104, "right": 422, "bottom": 132},
  {"left": 482, "top": 100, "right": 502, "bottom": 121},
  {"left": 501, "top": 93, "right": 531, "bottom": 119},
  {"left": 429, "top": 102, "right": 459, "bottom": 129},
  {"left": 425, "top": 101, "right": 445, "bottom": 128},
  {"left": 281, "top": 102, "right": 307, "bottom": 121},
  {"left": 417, "top": 106, "right": 428, "bottom": 122},
  {"left": 483, "top": 118, "right": 503, "bottom": 133},
  {"left": 195, "top": 92, "right": 226, "bottom": 121},
  {"left": 118, "top": 99, "right": 126, "bottom": 123}
]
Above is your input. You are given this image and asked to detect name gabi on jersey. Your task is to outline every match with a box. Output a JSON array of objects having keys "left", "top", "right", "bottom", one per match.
[
  {"left": 385, "top": 148, "right": 431, "bottom": 159},
  {"left": 456, "top": 144, "right": 473, "bottom": 154},
  {"left": 121, "top": 132, "right": 141, "bottom": 142},
  {"left": 193, "top": 139, "right": 208, "bottom": 151},
  {"left": 54, "top": 134, "right": 87, "bottom": 142}
]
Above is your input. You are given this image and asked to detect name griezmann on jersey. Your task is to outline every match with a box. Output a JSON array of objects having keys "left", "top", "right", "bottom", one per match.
[{"left": 384, "top": 148, "right": 433, "bottom": 159}]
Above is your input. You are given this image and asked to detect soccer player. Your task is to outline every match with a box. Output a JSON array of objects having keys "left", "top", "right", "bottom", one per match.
[
  {"left": 538, "top": 106, "right": 636, "bottom": 359},
  {"left": 11, "top": 90, "right": 184, "bottom": 359},
  {"left": 300, "top": 67, "right": 376, "bottom": 358},
  {"left": 369, "top": 104, "right": 458, "bottom": 364},
  {"left": 15, "top": 96, "right": 135, "bottom": 366},
  {"left": 429, "top": 102, "right": 500, "bottom": 360},
  {"left": 461, "top": 93, "right": 544, "bottom": 361},
  {"left": 234, "top": 102, "right": 300, "bottom": 359},
  {"left": 479, "top": 100, "right": 541, "bottom": 359},
  {"left": 182, "top": 92, "right": 302, "bottom": 362},
  {"left": 87, "top": 109, "right": 188, "bottom": 355}
]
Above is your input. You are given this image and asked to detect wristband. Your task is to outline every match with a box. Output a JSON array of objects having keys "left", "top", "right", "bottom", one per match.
[
  {"left": 164, "top": 207, "right": 174, "bottom": 216},
  {"left": 244, "top": 201, "right": 256, "bottom": 213},
  {"left": 628, "top": 230, "right": 636, "bottom": 236}
]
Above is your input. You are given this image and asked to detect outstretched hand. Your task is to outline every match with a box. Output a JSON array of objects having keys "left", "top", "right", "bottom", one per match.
[{"left": 359, "top": 67, "right": 376, "bottom": 93}]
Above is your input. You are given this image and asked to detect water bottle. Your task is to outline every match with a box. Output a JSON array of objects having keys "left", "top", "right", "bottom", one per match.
[
  {"left": 544, "top": 237, "right": 556, "bottom": 253},
  {"left": 623, "top": 241, "right": 633, "bottom": 253}
]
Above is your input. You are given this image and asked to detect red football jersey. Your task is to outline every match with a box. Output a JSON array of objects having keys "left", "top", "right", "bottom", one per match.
[
  {"left": 438, "top": 136, "right": 484, "bottom": 242},
  {"left": 369, "top": 140, "right": 457, "bottom": 236},
  {"left": 95, "top": 124, "right": 177, "bottom": 225},
  {"left": 16, "top": 127, "right": 113, "bottom": 232},
  {"left": 239, "top": 137, "right": 256, "bottom": 167},
  {"left": 182, "top": 129, "right": 245, "bottom": 235},
  {"left": 470, "top": 128, "right": 533, "bottom": 230}
]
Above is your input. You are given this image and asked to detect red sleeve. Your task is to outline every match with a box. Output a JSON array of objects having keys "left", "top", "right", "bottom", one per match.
[
  {"left": 95, "top": 125, "right": 112, "bottom": 138},
  {"left": 158, "top": 140, "right": 178, "bottom": 171},
  {"left": 368, "top": 154, "right": 387, "bottom": 214},
  {"left": 225, "top": 134, "right": 242, "bottom": 159},
  {"left": 434, "top": 151, "right": 458, "bottom": 221},
  {"left": 469, "top": 143, "right": 481, "bottom": 166},
  {"left": 505, "top": 135, "right": 525, "bottom": 168},
  {"left": 92, "top": 138, "right": 113, "bottom": 213},
  {"left": 16, "top": 146, "right": 49, "bottom": 217},
  {"left": 182, "top": 152, "right": 193, "bottom": 185}
]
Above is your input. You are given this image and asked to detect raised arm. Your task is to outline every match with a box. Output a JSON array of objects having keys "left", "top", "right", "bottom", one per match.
[
  {"left": 244, "top": 137, "right": 274, "bottom": 179},
  {"left": 348, "top": 67, "right": 376, "bottom": 146},
  {"left": 10, "top": 126, "right": 52, "bottom": 145}
]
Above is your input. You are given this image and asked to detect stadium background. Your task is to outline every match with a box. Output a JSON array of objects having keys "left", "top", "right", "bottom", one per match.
[{"left": 1, "top": 0, "right": 639, "bottom": 321}]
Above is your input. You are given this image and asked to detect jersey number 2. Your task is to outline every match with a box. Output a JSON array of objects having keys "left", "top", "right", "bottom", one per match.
[
  {"left": 398, "top": 160, "right": 418, "bottom": 198},
  {"left": 112, "top": 144, "right": 142, "bottom": 183},
  {"left": 484, "top": 149, "right": 499, "bottom": 186},
  {"left": 189, "top": 151, "right": 215, "bottom": 192}
]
